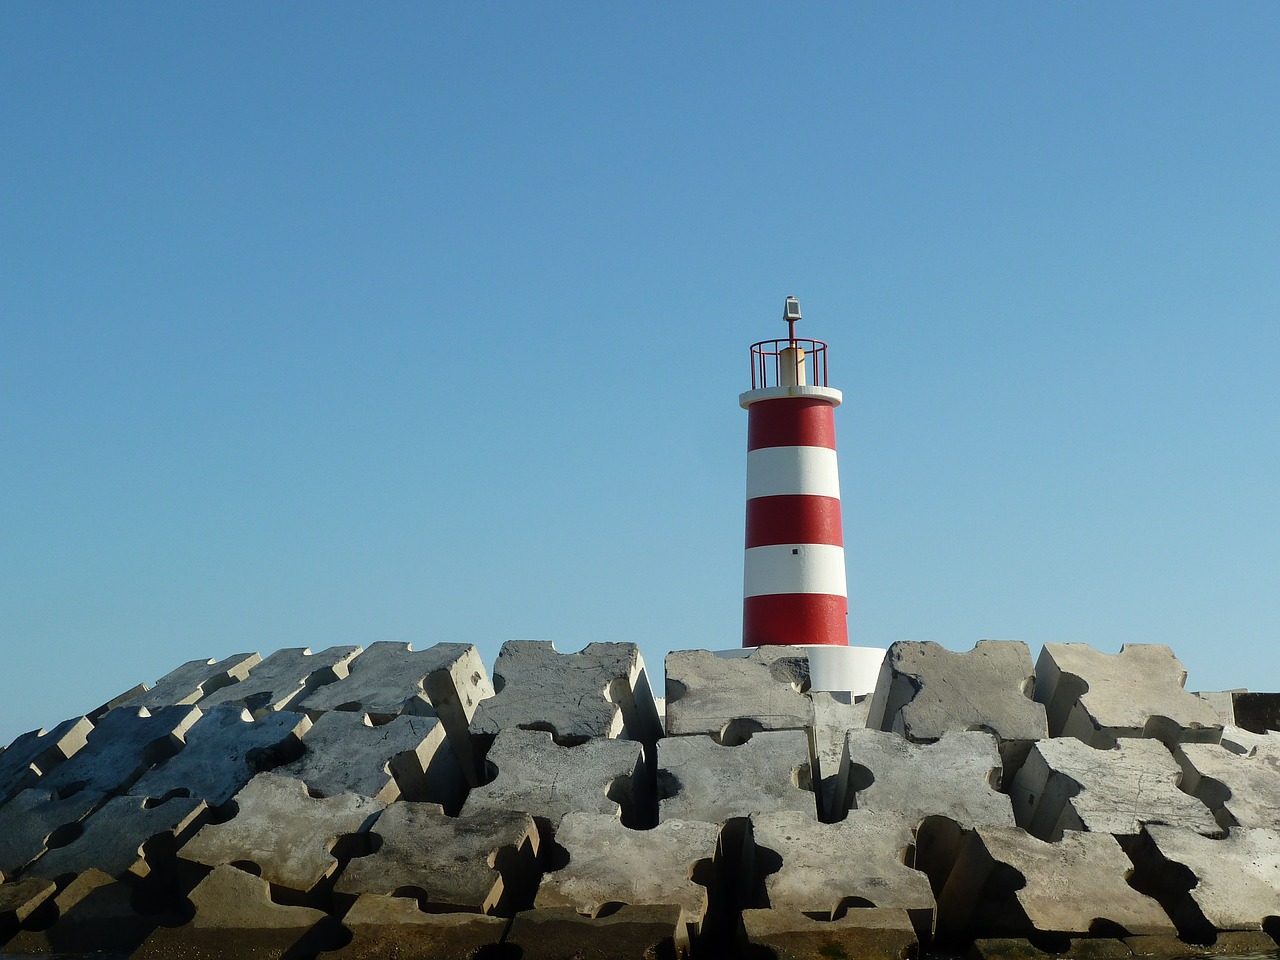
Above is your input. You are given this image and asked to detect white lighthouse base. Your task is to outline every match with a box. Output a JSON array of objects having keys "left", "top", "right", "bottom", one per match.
[{"left": 713, "top": 645, "right": 885, "bottom": 699}]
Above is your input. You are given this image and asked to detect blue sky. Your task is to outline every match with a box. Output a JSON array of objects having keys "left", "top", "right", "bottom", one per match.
[{"left": 3, "top": 4, "right": 1278, "bottom": 745}]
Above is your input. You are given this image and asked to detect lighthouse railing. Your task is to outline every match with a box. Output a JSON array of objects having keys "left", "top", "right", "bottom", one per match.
[{"left": 749, "top": 338, "right": 830, "bottom": 390}]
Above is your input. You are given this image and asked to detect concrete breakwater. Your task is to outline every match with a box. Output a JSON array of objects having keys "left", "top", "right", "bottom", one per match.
[{"left": 1, "top": 639, "right": 1278, "bottom": 960}]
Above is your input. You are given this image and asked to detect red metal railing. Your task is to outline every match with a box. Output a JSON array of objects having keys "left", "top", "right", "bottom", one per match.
[{"left": 749, "top": 338, "right": 830, "bottom": 390}]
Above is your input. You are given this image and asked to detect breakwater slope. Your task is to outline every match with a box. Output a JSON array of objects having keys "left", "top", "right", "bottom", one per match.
[{"left": 1, "top": 639, "right": 1278, "bottom": 960}]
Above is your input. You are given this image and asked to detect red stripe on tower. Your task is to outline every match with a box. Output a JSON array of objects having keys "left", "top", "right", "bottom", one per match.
[{"left": 741, "top": 297, "right": 848, "bottom": 648}]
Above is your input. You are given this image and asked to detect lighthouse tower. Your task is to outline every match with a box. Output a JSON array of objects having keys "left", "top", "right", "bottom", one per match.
[{"left": 738, "top": 297, "right": 882, "bottom": 694}]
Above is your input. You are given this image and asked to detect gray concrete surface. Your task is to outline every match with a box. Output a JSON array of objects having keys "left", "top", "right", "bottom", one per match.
[
  {"left": 1220, "top": 724, "right": 1280, "bottom": 758},
  {"left": 658, "top": 729, "right": 817, "bottom": 823},
  {"left": 118, "top": 653, "right": 262, "bottom": 709},
  {"left": 1010, "top": 736, "right": 1219, "bottom": 840},
  {"left": 0, "top": 715, "right": 94, "bottom": 804},
  {"left": 276, "top": 710, "right": 463, "bottom": 808},
  {"left": 664, "top": 647, "right": 813, "bottom": 741},
  {"left": 0, "top": 787, "right": 102, "bottom": 876},
  {"left": 0, "top": 876, "right": 57, "bottom": 926},
  {"left": 178, "top": 771, "right": 383, "bottom": 894},
  {"left": 196, "top": 645, "right": 362, "bottom": 715},
  {"left": 129, "top": 705, "right": 311, "bottom": 805},
  {"left": 809, "top": 691, "right": 870, "bottom": 819},
  {"left": 837, "top": 729, "right": 1015, "bottom": 829},
  {"left": 1133, "top": 824, "right": 1280, "bottom": 932},
  {"left": 865, "top": 640, "right": 1047, "bottom": 747},
  {"left": 933, "top": 826, "right": 1176, "bottom": 938},
  {"left": 535, "top": 812, "right": 719, "bottom": 942},
  {"left": 470, "top": 640, "right": 662, "bottom": 744},
  {"left": 327, "top": 895, "right": 507, "bottom": 960},
  {"left": 1175, "top": 740, "right": 1280, "bottom": 831},
  {"left": 24, "top": 793, "right": 205, "bottom": 880},
  {"left": 34, "top": 705, "right": 201, "bottom": 799},
  {"left": 334, "top": 800, "right": 540, "bottom": 915},
  {"left": 463, "top": 727, "right": 648, "bottom": 827},
  {"left": 1035, "top": 643, "right": 1222, "bottom": 746},
  {"left": 750, "top": 809, "right": 934, "bottom": 928}
]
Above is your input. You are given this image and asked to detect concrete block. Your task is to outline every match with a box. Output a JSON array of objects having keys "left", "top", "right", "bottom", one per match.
[
  {"left": 1175, "top": 741, "right": 1280, "bottom": 831},
  {"left": 470, "top": 640, "right": 661, "bottom": 745},
  {"left": 464, "top": 728, "right": 648, "bottom": 828},
  {"left": 276, "top": 710, "right": 464, "bottom": 808},
  {"left": 810, "top": 691, "right": 870, "bottom": 818},
  {"left": 2, "top": 868, "right": 160, "bottom": 955},
  {"left": 0, "top": 875, "right": 57, "bottom": 928},
  {"left": 134, "top": 864, "right": 331, "bottom": 960},
  {"left": 34, "top": 705, "right": 201, "bottom": 799},
  {"left": 119, "top": 652, "right": 262, "bottom": 709},
  {"left": 664, "top": 647, "right": 813, "bottom": 741},
  {"left": 1220, "top": 724, "right": 1280, "bottom": 759},
  {"left": 658, "top": 730, "right": 817, "bottom": 823},
  {"left": 296, "top": 641, "right": 494, "bottom": 783},
  {"left": 334, "top": 801, "right": 540, "bottom": 915},
  {"left": 536, "top": 812, "right": 719, "bottom": 945},
  {"left": 0, "top": 716, "right": 94, "bottom": 804},
  {"left": 750, "top": 809, "right": 934, "bottom": 930},
  {"left": 0, "top": 787, "right": 103, "bottom": 876},
  {"left": 296, "top": 640, "right": 492, "bottom": 724},
  {"left": 509, "top": 905, "right": 687, "bottom": 960},
  {"left": 326, "top": 894, "right": 506, "bottom": 960},
  {"left": 969, "top": 937, "right": 1135, "bottom": 960},
  {"left": 865, "top": 640, "right": 1048, "bottom": 749},
  {"left": 196, "top": 645, "right": 362, "bottom": 715},
  {"left": 838, "top": 729, "right": 1015, "bottom": 829},
  {"left": 1128, "top": 825, "right": 1280, "bottom": 933},
  {"left": 741, "top": 906, "right": 920, "bottom": 960},
  {"left": 179, "top": 772, "right": 383, "bottom": 894},
  {"left": 25, "top": 793, "right": 205, "bottom": 881},
  {"left": 129, "top": 705, "right": 311, "bottom": 805},
  {"left": 932, "top": 826, "right": 1175, "bottom": 939},
  {"left": 1035, "top": 644, "right": 1221, "bottom": 747},
  {"left": 1125, "top": 931, "right": 1280, "bottom": 957},
  {"left": 1010, "top": 737, "right": 1219, "bottom": 840}
]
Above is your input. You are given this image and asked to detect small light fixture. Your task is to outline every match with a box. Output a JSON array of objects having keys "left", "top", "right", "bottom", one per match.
[{"left": 783, "top": 296, "right": 802, "bottom": 323}]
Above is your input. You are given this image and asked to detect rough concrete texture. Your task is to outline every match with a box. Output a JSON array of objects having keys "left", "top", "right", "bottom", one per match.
[
  {"left": 1010, "top": 736, "right": 1219, "bottom": 840},
  {"left": 470, "top": 640, "right": 662, "bottom": 745},
  {"left": 464, "top": 728, "right": 648, "bottom": 827},
  {"left": 1035, "top": 643, "right": 1222, "bottom": 746},
  {"left": 334, "top": 801, "right": 540, "bottom": 915},
  {"left": 932, "top": 826, "right": 1175, "bottom": 939},
  {"left": 658, "top": 730, "right": 817, "bottom": 823},
  {"left": 1124, "top": 931, "right": 1280, "bottom": 958},
  {"left": 969, "top": 937, "right": 1136, "bottom": 960},
  {"left": 809, "top": 690, "right": 870, "bottom": 818},
  {"left": 536, "top": 812, "right": 719, "bottom": 941},
  {"left": 0, "top": 715, "right": 94, "bottom": 803},
  {"left": 25, "top": 793, "right": 205, "bottom": 881},
  {"left": 865, "top": 640, "right": 1048, "bottom": 748},
  {"left": 1131, "top": 825, "right": 1280, "bottom": 932},
  {"left": 134, "top": 864, "right": 330, "bottom": 960},
  {"left": 1220, "top": 724, "right": 1280, "bottom": 758},
  {"left": 196, "top": 645, "right": 362, "bottom": 715},
  {"left": 326, "top": 894, "right": 507, "bottom": 960},
  {"left": 0, "top": 787, "right": 103, "bottom": 876},
  {"left": 296, "top": 641, "right": 493, "bottom": 726},
  {"left": 129, "top": 705, "right": 311, "bottom": 805},
  {"left": 0, "top": 875, "right": 57, "bottom": 926},
  {"left": 179, "top": 772, "right": 383, "bottom": 894},
  {"left": 2, "top": 867, "right": 161, "bottom": 956},
  {"left": 508, "top": 904, "right": 688, "bottom": 960},
  {"left": 119, "top": 652, "right": 262, "bottom": 709},
  {"left": 750, "top": 809, "right": 934, "bottom": 928},
  {"left": 740, "top": 906, "right": 920, "bottom": 960},
  {"left": 276, "top": 710, "right": 462, "bottom": 808},
  {"left": 1176, "top": 740, "right": 1280, "bottom": 830},
  {"left": 837, "top": 729, "right": 1015, "bottom": 830},
  {"left": 33, "top": 705, "right": 201, "bottom": 799},
  {"left": 664, "top": 646, "right": 813, "bottom": 741}
]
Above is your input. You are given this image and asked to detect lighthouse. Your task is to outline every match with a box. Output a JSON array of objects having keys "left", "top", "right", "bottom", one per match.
[{"left": 738, "top": 297, "right": 883, "bottom": 694}]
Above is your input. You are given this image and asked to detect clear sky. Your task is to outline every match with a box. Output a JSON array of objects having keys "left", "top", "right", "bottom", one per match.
[{"left": 3, "top": 4, "right": 1278, "bottom": 745}]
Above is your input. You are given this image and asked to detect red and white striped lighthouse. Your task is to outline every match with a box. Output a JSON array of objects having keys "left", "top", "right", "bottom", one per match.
[{"left": 741, "top": 297, "right": 848, "bottom": 649}]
